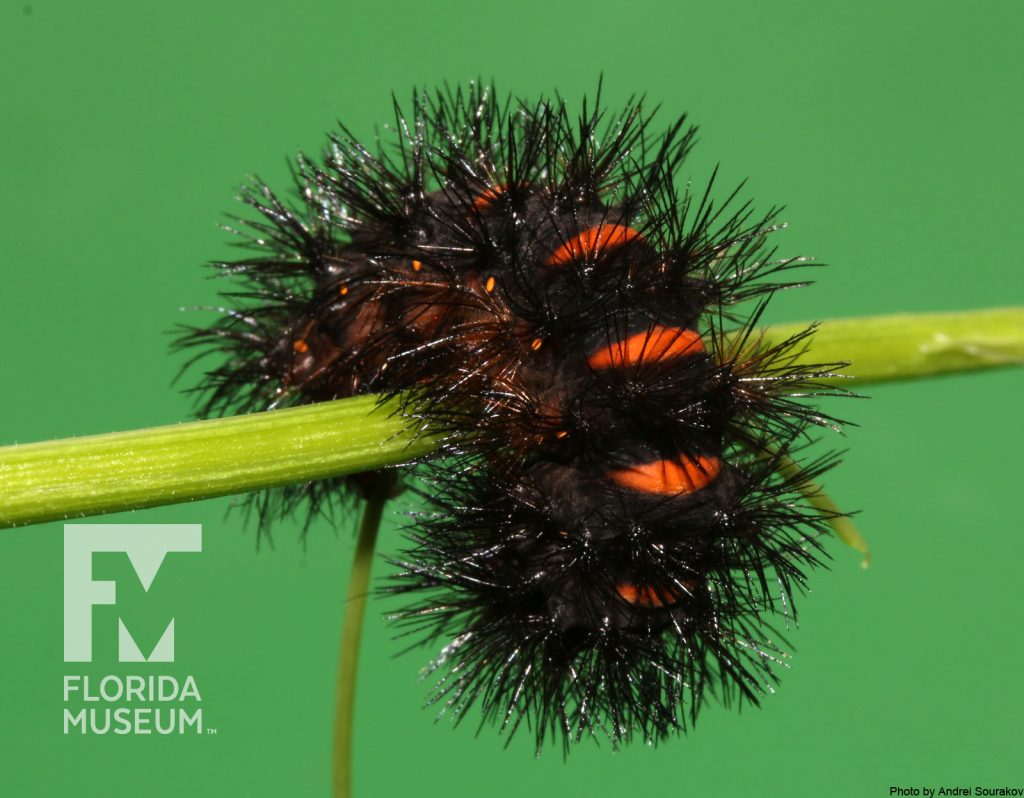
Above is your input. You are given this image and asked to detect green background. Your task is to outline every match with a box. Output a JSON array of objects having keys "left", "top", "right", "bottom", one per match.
[{"left": 2, "top": 1, "right": 1022, "bottom": 795}]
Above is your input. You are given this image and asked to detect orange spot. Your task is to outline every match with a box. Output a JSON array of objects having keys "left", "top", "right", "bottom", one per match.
[
  {"left": 530, "top": 338, "right": 544, "bottom": 351},
  {"left": 292, "top": 339, "right": 309, "bottom": 354},
  {"left": 588, "top": 325, "right": 704, "bottom": 369},
  {"left": 411, "top": 260, "right": 422, "bottom": 272},
  {"left": 555, "top": 430, "right": 569, "bottom": 439},
  {"left": 473, "top": 184, "right": 506, "bottom": 210},
  {"left": 616, "top": 583, "right": 679, "bottom": 608},
  {"left": 608, "top": 454, "right": 721, "bottom": 496},
  {"left": 339, "top": 285, "right": 349, "bottom": 296},
  {"left": 484, "top": 276, "right": 496, "bottom": 293},
  {"left": 545, "top": 224, "right": 643, "bottom": 266}
]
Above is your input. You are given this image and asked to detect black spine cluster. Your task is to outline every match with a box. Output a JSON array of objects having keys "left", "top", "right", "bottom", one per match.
[{"left": 179, "top": 84, "right": 849, "bottom": 752}]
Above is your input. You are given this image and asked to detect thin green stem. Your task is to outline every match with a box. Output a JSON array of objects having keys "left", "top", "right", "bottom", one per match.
[
  {"left": 774, "top": 449, "right": 871, "bottom": 567},
  {"left": 1, "top": 307, "right": 1021, "bottom": 530},
  {"left": 333, "top": 485, "right": 389, "bottom": 798}
]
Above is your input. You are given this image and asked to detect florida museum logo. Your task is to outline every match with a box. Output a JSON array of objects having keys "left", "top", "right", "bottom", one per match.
[{"left": 62, "top": 524, "right": 205, "bottom": 736}]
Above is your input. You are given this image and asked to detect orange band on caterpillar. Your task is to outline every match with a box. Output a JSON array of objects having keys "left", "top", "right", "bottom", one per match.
[
  {"left": 588, "top": 326, "right": 704, "bottom": 369},
  {"left": 473, "top": 185, "right": 507, "bottom": 210},
  {"left": 615, "top": 583, "right": 680, "bottom": 608},
  {"left": 545, "top": 224, "right": 643, "bottom": 266},
  {"left": 608, "top": 454, "right": 722, "bottom": 495}
]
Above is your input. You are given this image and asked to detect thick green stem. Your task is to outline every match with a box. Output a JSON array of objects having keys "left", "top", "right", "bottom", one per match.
[
  {"left": 764, "top": 307, "right": 1024, "bottom": 383},
  {"left": 1, "top": 307, "right": 1021, "bottom": 530},
  {"left": 0, "top": 395, "right": 434, "bottom": 528},
  {"left": 333, "top": 486, "right": 389, "bottom": 798}
]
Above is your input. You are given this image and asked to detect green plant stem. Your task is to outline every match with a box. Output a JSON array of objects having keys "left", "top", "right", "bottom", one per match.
[
  {"left": 0, "top": 395, "right": 435, "bottom": 528},
  {"left": 775, "top": 449, "right": 871, "bottom": 568},
  {"left": 765, "top": 307, "right": 1024, "bottom": 383},
  {"left": 333, "top": 487, "right": 388, "bottom": 798},
  {"left": 1, "top": 307, "right": 1022, "bottom": 530}
]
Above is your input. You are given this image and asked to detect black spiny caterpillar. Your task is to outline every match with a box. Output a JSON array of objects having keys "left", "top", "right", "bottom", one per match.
[{"left": 179, "top": 84, "right": 848, "bottom": 752}]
